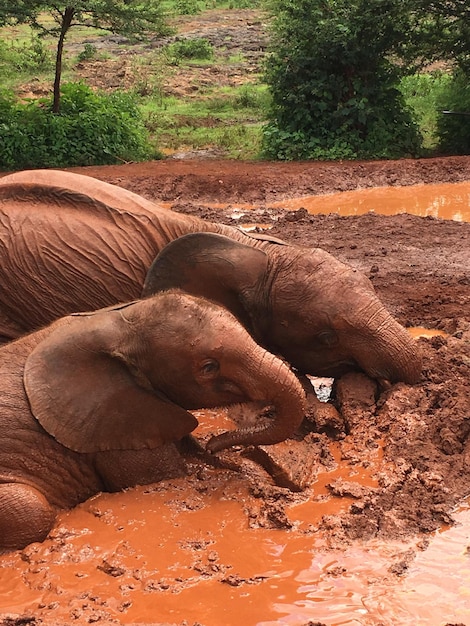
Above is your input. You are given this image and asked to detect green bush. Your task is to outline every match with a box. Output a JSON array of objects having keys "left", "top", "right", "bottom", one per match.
[
  {"left": 76, "top": 43, "right": 98, "bottom": 63},
  {"left": 175, "top": 0, "right": 201, "bottom": 14},
  {"left": 399, "top": 71, "right": 451, "bottom": 150},
  {"left": 165, "top": 38, "right": 214, "bottom": 62},
  {"left": 262, "top": 0, "right": 422, "bottom": 161},
  {"left": 436, "top": 70, "right": 470, "bottom": 155},
  {"left": 234, "top": 85, "right": 270, "bottom": 111},
  {"left": 0, "top": 82, "right": 155, "bottom": 170}
]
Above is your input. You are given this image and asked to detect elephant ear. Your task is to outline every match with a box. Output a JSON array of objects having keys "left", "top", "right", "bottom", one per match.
[
  {"left": 142, "top": 232, "right": 268, "bottom": 328},
  {"left": 23, "top": 313, "right": 198, "bottom": 453}
]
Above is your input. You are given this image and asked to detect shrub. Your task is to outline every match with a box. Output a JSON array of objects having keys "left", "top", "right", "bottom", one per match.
[
  {"left": 262, "top": 0, "right": 422, "bottom": 161},
  {"left": 399, "top": 71, "right": 451, "bottom": 150},
  {"left": 165, "top": 38, "right": 214, "bottom": 62},
  {"left": 76, "top": 43, "right": 98, "bottom": 63},
  {"left": 0, "top": 82, "right": 155, "bottom": 170},
  {"left": 175, "top": 0, "right": 201, "bottom": 14},
  {"left": 234, "top": 85, "right": 270, "bottom": 111}
]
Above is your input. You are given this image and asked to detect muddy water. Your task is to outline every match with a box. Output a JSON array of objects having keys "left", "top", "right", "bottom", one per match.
[
  {"left": 408, "top": 326, "right": 448, "bottom": 339},
  {"left": 271, "top": 181, "right": 470, "bottom": 222},
  {"left": 1, "top": 182, "right": 469, "bottom": 625},
  {"left": 0, "top": 427, "right": 393, "bottom": 624},
  {"left": 1, "top": 428, "right": 468, "bottom": 625},
  {"left": 364, "top": 503, "right": 470, "bottom": 625}
]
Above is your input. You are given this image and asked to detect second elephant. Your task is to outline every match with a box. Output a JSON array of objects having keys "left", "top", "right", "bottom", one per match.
[{"left": 0, "top": 290, "right": 306, "bottom": 552}]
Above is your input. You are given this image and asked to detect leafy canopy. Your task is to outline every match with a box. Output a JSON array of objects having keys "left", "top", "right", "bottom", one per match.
[{"left": 403, "top": 1, "right": 470, "bottom": 73}]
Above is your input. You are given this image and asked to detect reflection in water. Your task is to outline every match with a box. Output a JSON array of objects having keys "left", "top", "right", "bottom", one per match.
[
  {"left": 272, "top": 181, "right": 470, "bottom": 222},
  {"left": 259, "top": 504, "right": 470, "bottom": 626},
  {"left": 364, "top": 502, "right": 470, "bottom": 626}
]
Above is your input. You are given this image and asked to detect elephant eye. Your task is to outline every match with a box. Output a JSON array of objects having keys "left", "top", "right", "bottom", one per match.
[
  {"left": 200, "top": 359, "right": 220, "bottom": 377},
  {"left": 316, "top": 330, "right": 338, "bottom": 347}
]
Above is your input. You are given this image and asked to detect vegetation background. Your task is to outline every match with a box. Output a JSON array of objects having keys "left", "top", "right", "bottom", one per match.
[{"left": 0, "top": 0, "right": 469, "bottom": 168}]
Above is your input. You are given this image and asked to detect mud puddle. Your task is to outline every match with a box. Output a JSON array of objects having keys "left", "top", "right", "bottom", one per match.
[
  {"left": 363, "top": 501, "right": 470, "bottom": 625},
  {"left": 1, "top": 429, "right": 468, "bottom": 625},
  {"left": 223, "top": 181, "right": 470, "bottom": 223},
  {"left": 272, "top": 181, "right": 470, "bottom": 222},
  {"left": 2, "top": 394, "right": 469, "bottom": 625}
]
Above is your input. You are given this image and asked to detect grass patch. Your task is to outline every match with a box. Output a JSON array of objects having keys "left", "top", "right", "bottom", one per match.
[
  {"left": 141, "top": 84, "right": 269, "bottom": 157},
  {"left": 154, "top": 123, "right": 263, "bottom": 158}
]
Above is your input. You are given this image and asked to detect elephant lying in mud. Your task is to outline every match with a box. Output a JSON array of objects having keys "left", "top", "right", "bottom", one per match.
[
  {"left": 0, "top": 169, "right": 421, "bottom": 392},
  {"left": 0, "top": 290, "right": 306, "bottom": 552}
]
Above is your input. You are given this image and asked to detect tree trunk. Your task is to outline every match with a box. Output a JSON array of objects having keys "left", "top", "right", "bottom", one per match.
[{"left": 52, "top": 7, "right": 75, "bottom": 114}]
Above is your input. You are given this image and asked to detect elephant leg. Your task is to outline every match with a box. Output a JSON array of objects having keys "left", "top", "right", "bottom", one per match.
[
  {"left": 0, "top": 482, "right": 56, "bottom": 552},
  {"left": 94, "top": 443, "right": 188, "bottom": 492}
]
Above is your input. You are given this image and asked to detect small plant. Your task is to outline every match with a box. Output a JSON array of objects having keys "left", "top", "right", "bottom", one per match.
[
  {"left": 22, "top": 36, "right": 53, "bottom": 72},
  {"left": 0, "top": 36, "right": 53, "bottom": 77},
  {"left": 77, "top": 43, "right": 98, "bottom": 62},
  {"left": 175, "top": 0, "right": 201, "bottom": 14},
  {"left": 165, "top": 38, "right": 214, "bottom": 63},
  {"left": 129, "top": 54, "right": 167, "bottom": 99},
  {"left": 234, "top": 85, "right": 270, "bottom": 111}
]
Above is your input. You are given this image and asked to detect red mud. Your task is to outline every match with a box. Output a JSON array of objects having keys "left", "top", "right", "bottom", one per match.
[{"left": 1, "top": 156, "right": 470, "bottom": 626}]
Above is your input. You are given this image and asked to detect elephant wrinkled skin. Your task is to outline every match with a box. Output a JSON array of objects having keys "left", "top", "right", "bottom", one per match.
[
  {"left": 0, "top": 169, "right": 421, "bottom": 391},
  {"left": 0, "top": 291, "right": 306, "bottom": 552}
]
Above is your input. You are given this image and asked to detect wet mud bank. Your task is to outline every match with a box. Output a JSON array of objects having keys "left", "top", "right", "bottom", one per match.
[{"left": 1, "top": 157, "right": 470, "bottom": 625}]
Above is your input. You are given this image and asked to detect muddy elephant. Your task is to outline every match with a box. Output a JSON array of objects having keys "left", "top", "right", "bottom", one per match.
[
  {"left": 0, "top": 290, "right": 306, "bottom": 552},
  {"left": 0, "top": 169, "right": 421, "bottom": 389},
  {"left": 142, "top": 231, "right": 420, "bottom": 386}
]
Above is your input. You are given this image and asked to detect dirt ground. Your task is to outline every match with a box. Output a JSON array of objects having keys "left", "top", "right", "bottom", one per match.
[{"left": 2, "top": 156, "right": 470, "bottom": 626}]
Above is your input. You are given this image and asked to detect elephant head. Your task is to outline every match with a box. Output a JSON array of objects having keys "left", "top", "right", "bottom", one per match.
[
  {"left": 142, "top": 233, "right": 421, "bottom": 386},
  {"left": 23, "top": 291, "right": 306, "bottom": 454}
]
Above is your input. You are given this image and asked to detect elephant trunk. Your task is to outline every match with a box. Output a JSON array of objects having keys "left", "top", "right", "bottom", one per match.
[
  {"left": 206, "top": 353, "right": 306, "bottom": 454},
  {"left": 358, "top": 302, "right": 422, "bottom": 385},
  {"left": 387, "top": 326, "right": 422, "bottom": 385}
]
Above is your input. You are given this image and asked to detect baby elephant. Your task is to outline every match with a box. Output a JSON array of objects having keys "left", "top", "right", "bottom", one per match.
[{"left": 0, "top": 291, "right": 305, "bottom": 552}]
